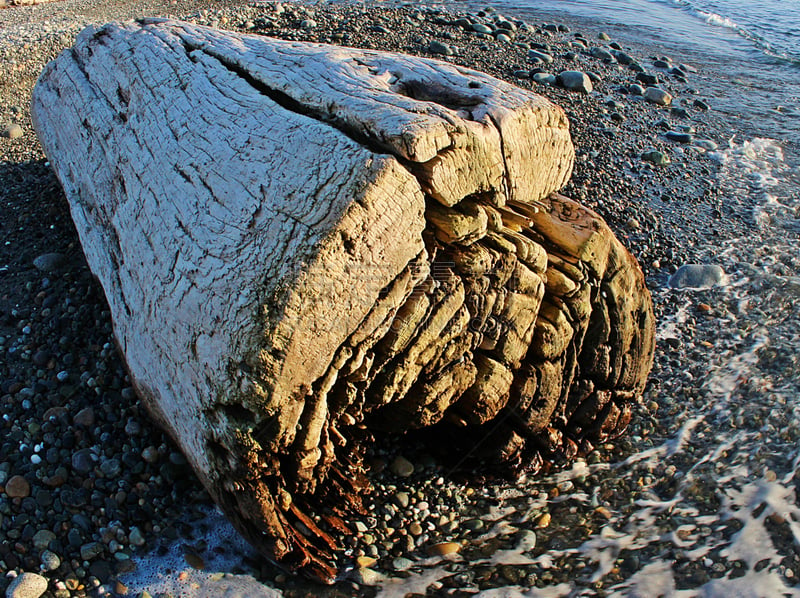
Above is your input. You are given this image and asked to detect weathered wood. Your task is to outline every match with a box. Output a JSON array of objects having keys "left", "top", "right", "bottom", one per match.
[{"left": 32, "top": 19, "right": 654, "bottom": 583}]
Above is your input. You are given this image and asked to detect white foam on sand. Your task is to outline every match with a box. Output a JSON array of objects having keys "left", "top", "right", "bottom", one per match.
[{"left": 121, "top": 507, "right": 284, "bottom": 598}]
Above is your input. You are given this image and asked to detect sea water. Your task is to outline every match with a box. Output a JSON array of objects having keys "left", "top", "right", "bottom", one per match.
[{"left": 486, "top": 0, "right": 800, "bottom": 154}]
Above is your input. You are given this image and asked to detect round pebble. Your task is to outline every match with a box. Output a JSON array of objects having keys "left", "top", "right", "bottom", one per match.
[
  {"left": 6, "top": 572, "right": 48, "bottom": 598},
  {"left": 668, "top": 264, "right": 727, "bottom": 289},
  {"left": 5, "top": 474, "right": 31, "bottom": 498},
  {"left": 2, "top": 123, "right": 24, "bottom": 139},
  {"left": 390, "top": 456, "right": 415, "bottom": 477}
]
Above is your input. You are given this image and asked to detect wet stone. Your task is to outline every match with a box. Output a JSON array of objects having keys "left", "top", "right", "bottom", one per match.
[
  {"left": 668, "top": 264, "right": 727, "bottom": 290},
  {"left": 5, "top": 474, "right": 31, "bottom": 498},
  {"left": 32, "top": 252, "right": 66, "bottom": 273}
]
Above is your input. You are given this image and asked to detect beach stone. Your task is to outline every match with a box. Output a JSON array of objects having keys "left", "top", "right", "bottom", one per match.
[
  {"left": 533, "top": 72, "right": 556, "bottom": 85},
  {"left": 495, "top": 33, "right": 512, "bottom": 43},
  {"left": 612, "top": 50, "right": 634, "bottom": 65},
  {"left": 71, "top": 448, "right": 94, "bottom": 474},
  {"left": 392, "top": 557, "right": 414, "bottom": 571},
  {"left": 642, "top": 149, "right": 670, "bottom": 166},
  {"left": 427, "top": 40, "right": 453, "bottom": 56},
  {"left": 32, "top": 529, "right": 56, "bottom": 551},
  {"left": 73, "top": 406, "right": 95, "bottom": 427},
  {"left": 353, "top": 567, "right": 383, "bottom": 586},
  {"left": 557, "top": 70, "right": 593, "bottom": 93},
  {"left": 427, "top": 541, "right": 461, "bottom": 556},
  {"left": 590, "top": 47, "right": 615, "bottom": 62},
  {"left": 516, "top": 529, "right": 537, "bottom": 551},
  {"left": 393, "top": 491, "right": 410, "bottom": 508},
  {"left": 299, "top": 19, "right": 316, "bottom": 29},
  {"left": 5, "top": 572, "right": 48, "bottom": 598},
  {"left": 32, "top": 252, "right": 66, "bottom": 273},
  {"left": 5, "top": 474, "right": 31, "bottom": 498},
  {"left": 671, "top": 107, "right": 690, "bottom": 118},
  {"left": 2, "top": 123, "right": 23, "bottom": 140},
  {"left": 695, "top": 139, "right": 718, "bottom": 150},
  {"left": 628, "top": 84, "right": 644, "bottom": 95},
  {"left": 129, "top": 526, "right": 146, "bottom": 547},
  {"left": 99, "top": 458, "right": 121, "bottom": 478},
  {"left": 390, "top": 456, "right": 414, "bottom": 477},
  {"left": 471, "top": 23, "right": 493, "bottom": 34},
  {"left": 598, "top": 32, "right": 611, "bottom": 41},
  {"left": 694, "top": 98, "right": 710, "bottom": 110},
  {"left": 80, "top": 541, "right": 104, "bottom": 560},
  {"left": 528, "top": 49, "right": 553, "bottom": 64},
  {"left": 644, "top": 87, "right": 672, "bottom": 106},
  {"left": 636, "top": 73, "right": 659, "bottom": 85},
  {"left": 409, "top": 522, "right": 423, "bottom": 536},
  {"left": 668, "top": 264, "right": 727, "bottom": 289},
  {"left": 41, "top": 550, "right": 61, "bottom": 571},
  {"left": 653, "top": 59, "right": 671, "bottom": 68},
  {"left": 665, "top": 131, "right": 693, "bottom": 143}
]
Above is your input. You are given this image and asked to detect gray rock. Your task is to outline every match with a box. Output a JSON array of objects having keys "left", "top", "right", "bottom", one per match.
[
  {"left": 694, "top": 139, "right": 719, "bottom": 151},
  {"left": 390, "top": 455, "right": 415, "bottom": 477},
  {"left": 512, "top": 69, "right": 531, "bottom": 79},
  {"left": 644, "top": 87, "right": 672, "bottom": 106},
  {"left": 533, "top": 72, "right": 556, "bottom": 85},
  {"left": 665, "top": 131, "right": 693, "bottom": 143},
  {"left": 41, "top": 550, "right": 61, "bottom": 571},
  {"left": 99, "top": 458, "right": 121, "bottom": 478},
  {"left": 393, "top": 491, "right": 410, "bottom": 509},
  {"left": 71, "top": 448, "right": 95, "bottom": 474},
  {"left": 694, "top": 98, "right": 710, "bottom": 110},
  {"left": 496, "top": 19, "right": 516, "bottom": 31},
  {"left": 668, "top": 264, "right": 727, "bottom": 290},
  {"left": 642, "top": 149, "right": 670, "bottom": 166},
  {"left": 636, "top": 72, "right": 659, "bottom": 85},
  {"left": 392, "top": 557, "right": 414, "bottom": 571},
  {"left": 6, "top": 573, "right": 48, "bottom": 598},
  {"left": 557, "top": 70, "right": 593, "bottom": 94},
  {"left": 129, "top": 526, "right": 146, "bottom": 547},
  {"left": 32, "top": 252, "right": 66, "bottom": 273},
  {"left": 73, "top": 406, "right": 95, "bottom": 427},
  {"left": 353, "top": 567, "right": 383, "bottom": 586},
  {"left": 611, "top": 50, "right": 634, "bottom": 65},
  {"left": 2, "top": 124, "right": 23, "bottom": 140},
  {"left": 495, "top": 33, "right": 512, "bottom": 43},
  {"left": 653, "top": 59, "right": 671, "bottom": 68},
  {"left": 427, "top": 40, "right": 454, "bottom": 56},
  {"left": 516, "top": 529, "right": 537, "bottom": 551},
  {"left": 590, "top": 47, "right": 615, "bottom": 62},
  {"left": 527, "top": 49, "right": 553, "bottom": 64},
  {"left": 598, "top": 32, "right": 611, "bottom": 41},
  {"left": 32, "top": 529, "right": 56, "bottom": 551},
  {"left": 471, "top": 23, "right": 493, "bottom": 34},
  {"left": 628, "top": 84, "right": 645, "bottom": 96},
  {"left": 299, "top": 19, "right": 316, "bottom": 29},
  {"left": 80, "top": 541, "right": 104, "bottom": 561}
]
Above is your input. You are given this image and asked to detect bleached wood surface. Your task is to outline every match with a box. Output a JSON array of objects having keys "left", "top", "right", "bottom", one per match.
[{"left": 32, "top": 19, "right": 653, "bottom": 581}]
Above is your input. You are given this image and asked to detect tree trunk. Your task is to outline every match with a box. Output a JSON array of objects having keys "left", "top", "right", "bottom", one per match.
[{"left": 31, "top": 19, "right": 655, "bottom": 582}]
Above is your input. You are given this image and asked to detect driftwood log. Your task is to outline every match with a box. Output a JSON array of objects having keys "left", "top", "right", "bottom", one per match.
[{"left": 32, "top": 20, "right": 655, "bottom": 582}]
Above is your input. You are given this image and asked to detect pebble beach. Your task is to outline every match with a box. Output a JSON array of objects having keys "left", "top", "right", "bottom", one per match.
[{"left": 1, "top": 1, "right": 799, "bottom": 597}]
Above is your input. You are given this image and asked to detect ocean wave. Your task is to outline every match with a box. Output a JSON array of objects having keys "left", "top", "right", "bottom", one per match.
[{"left": 650, "top": 0, "right": 800, "bottom": 65}]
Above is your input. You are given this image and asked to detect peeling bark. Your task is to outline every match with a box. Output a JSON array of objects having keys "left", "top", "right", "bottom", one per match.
[{"left": 32, "top": 20, "right": 655, "bottom": 583}]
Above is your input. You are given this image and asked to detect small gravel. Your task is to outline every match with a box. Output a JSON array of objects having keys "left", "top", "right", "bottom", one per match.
[{"left": 2, "top": 1, "right": 798, "bottom": 597}]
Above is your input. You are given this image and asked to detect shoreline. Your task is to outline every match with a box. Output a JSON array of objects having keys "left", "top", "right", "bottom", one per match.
[{"left": 2, "top": 2, "right": 799, "bottom": 597}]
